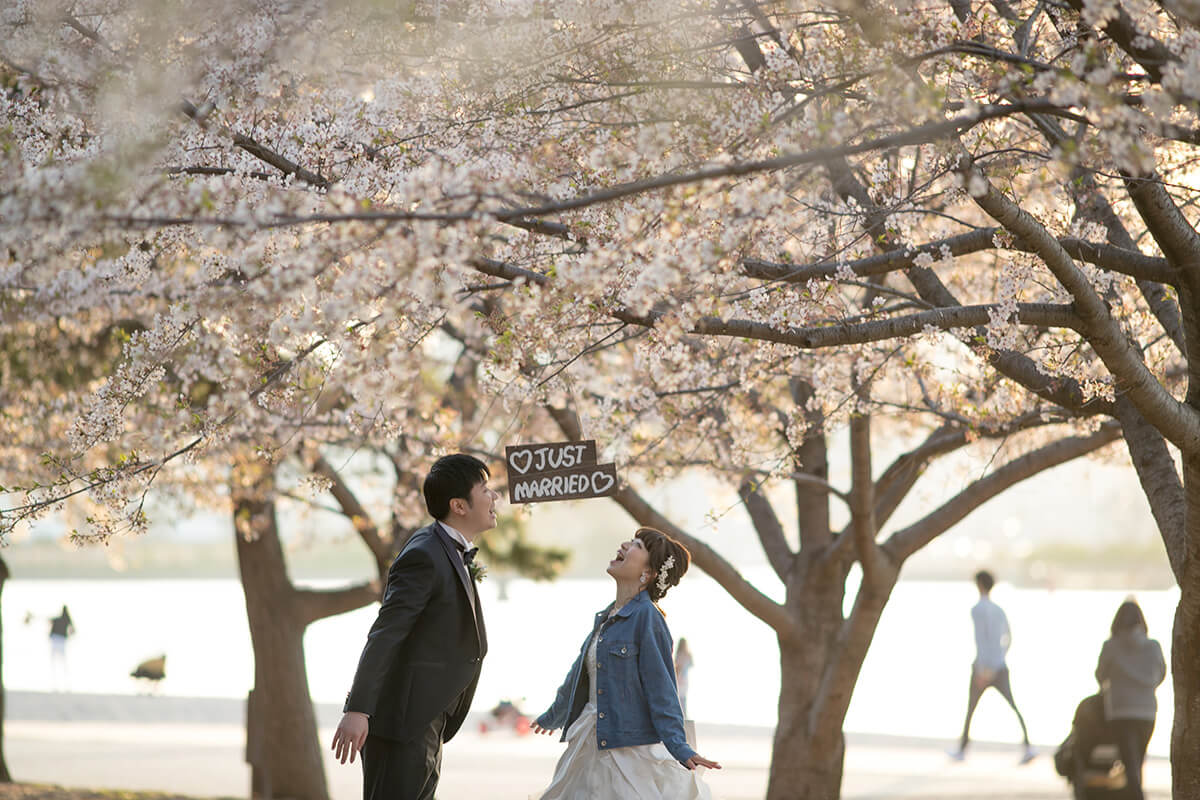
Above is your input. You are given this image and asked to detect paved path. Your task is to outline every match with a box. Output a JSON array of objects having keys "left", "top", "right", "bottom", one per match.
[{"left": 5, "top": 691, "right": 1171, "bottom": 799}]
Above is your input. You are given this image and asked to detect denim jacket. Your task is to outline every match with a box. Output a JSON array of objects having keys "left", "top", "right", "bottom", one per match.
[{"left": 535, "top": 590, "right": 697, "bottom": 765}]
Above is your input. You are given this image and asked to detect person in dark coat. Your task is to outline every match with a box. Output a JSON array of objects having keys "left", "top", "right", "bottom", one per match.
[
  {"left": 49, "top": 604, "right": 74, "bottom": 691},
  {"left": 1095, "top": 600, "right": 1166, "bottom": 800},
  {"left": 331, "top": 454, "right": 498, "bottom": 800}
]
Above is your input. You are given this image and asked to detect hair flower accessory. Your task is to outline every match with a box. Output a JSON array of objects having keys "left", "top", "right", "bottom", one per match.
[{"left": 656, "top": 554, "right": 675, "bottom": 595}]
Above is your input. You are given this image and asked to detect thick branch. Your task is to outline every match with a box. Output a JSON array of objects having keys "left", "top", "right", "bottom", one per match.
[
  {"left": 872, "top": 424, "right": 966, "bottom": 529},
  {"left": 675, "top": 303, "right": 1080, "bottom": 349},
  {"left": 470, "top": 258, "right": 1082, "bottom": 349},
  {"left": 744, "top": 230, "right": 1173, "bottom": 286},
  {"left": 873, "top": 413, "right": 1090, "bottom": 530},
  {"left": 144, "top": 99, "right": 1075, "bottom": 232},
  {"left": 1116, "top": 396, "right": 1188, "bottom": 580},
  {"left": 809, "top": 575, "right": 897, "bottom": 740},
  {"left": 180, "top": 99, "right": 331, "bottom": 190},
  {"left": 964, "top": 158, "right": 1200, "bottom": 452},
  {"left": 737, "top": 477, "right": 795, "bottom": 582},
  {"left": 790, "top": 379, "right": 834, "bottom": 551},
  {"left": 883, "top": 423, "right": 1123, "bottom": 561},
  {"left": 294, "top": 582, "right": 380, "bottom": 627},
  {"left": 1065, "top": 0, "right": 1177, "bottom": 83},
  {"left": 308, "top": 453, "right": 390, "bottom": 576},
  {"left": 1122, "top": 173, "right": 1200, "bottom": 407},
  {"left": 849, "top": 413, "right": 892, "bottom": 593},
  {"left": 820, "top": 155, "right": 1116, "bottom": 417}
]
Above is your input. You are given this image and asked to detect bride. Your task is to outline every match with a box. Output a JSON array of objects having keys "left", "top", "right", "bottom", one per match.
[{"left": 530, "top": 527, "right": 720, "bottom": 799}]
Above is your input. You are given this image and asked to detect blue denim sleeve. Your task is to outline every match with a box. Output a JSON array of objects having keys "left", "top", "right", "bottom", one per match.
[
  {"left": 536, "top": 638, "right": 587, "bottom": 731},
  {"left": 638, "top": 612, "right": 697, "bottom": 764}
]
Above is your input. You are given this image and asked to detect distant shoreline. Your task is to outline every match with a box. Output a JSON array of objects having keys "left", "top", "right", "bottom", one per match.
[{"left": 3, "top": 567, "right": 1177, "bottom": 590}]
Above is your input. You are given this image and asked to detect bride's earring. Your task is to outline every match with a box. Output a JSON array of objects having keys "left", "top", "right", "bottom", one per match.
[{"left": 640, "top": 574, "right": 647, "bottom": 584}]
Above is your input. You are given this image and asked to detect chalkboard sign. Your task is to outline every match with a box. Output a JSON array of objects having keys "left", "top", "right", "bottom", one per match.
[{"left": 505, "top": 439, "right": 619, "bottom": 504}]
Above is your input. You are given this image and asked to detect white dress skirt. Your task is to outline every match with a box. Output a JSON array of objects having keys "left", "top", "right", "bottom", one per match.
[{"left": 535, "top": 631, "right": 712, "bottom": 800}]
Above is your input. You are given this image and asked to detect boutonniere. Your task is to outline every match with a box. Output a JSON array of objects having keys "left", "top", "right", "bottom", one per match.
[{"left": 468, "top": 561, "right": 488, "bottom": 583}]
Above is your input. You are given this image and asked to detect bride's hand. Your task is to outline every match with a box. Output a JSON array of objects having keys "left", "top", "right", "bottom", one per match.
[
  {"left": 685, "top": 754, "right": 721, "bottom": 770},
  {"left": 530, "top": 722, "right": 557, "bottom": 736}
]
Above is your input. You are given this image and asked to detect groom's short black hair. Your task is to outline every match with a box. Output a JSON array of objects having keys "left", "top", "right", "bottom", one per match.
[{"left": 424, "top": 454, "right": 490, "bottom": 520}]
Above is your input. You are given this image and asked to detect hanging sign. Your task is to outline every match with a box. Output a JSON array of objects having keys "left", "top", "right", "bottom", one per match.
[{"left": 505, "top": 440, "right": 619, "bottom": 504}]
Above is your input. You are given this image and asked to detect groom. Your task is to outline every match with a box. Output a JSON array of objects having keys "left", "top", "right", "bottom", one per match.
[{"left": 332, "top": 453, "right": 498, "bottom": 799}]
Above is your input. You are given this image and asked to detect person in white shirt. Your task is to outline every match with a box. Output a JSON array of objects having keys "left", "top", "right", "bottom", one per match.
[{"left": 949, "top": 570, "right": 1035, "bottom": 764}]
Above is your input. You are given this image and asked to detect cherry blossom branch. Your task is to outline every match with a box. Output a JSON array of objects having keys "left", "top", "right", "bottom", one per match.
[
  {"left": 743, "top": 228, "right": 1174, "bottom": 286},
  {"left": 471, "top": 257, "right": 1083, "bottom": 348},
  {"left": 1063, "top": 0, "right": 1177, "bottom": 83},
  {"left": 180, "top": 99, "right": 331, "bottom": 190},
  {"left": 962, "top": 155, "right": 1200, "bottom": 453},
  {"left": 1, "top": 326, "right": 342, "bottom": 531},
  {"left": 99, "top": 99, "right": 1077, "bottom": 233}
]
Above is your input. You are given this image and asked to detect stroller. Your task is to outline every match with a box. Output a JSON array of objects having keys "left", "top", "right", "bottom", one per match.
[{"left": 1053, "top": 694, "right": 1127, "bottom": 799}]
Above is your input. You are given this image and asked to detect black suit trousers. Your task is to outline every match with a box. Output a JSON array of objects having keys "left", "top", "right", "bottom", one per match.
[{"left": 362, "top": 710, "right": 450, "bottom": 800}]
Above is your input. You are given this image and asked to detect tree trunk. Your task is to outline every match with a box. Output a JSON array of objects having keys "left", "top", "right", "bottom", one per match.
[
  {"left": 1172, "top": 455, "right": 1200, "bottom": 799},
  {"left": 766, "top": 570, "right": 847, "bottom": 800},
  {"left": 233, "top": 462, "right": 330, "bottom": 800},
  {"left": 768, "top": 638, "right": 844, "bottom": 800},
  {"left": 0, "top": 556, "right": 11, "bottom": 782}
]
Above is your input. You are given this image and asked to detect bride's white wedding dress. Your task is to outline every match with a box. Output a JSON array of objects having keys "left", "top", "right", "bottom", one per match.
[{"left": 534, "top": 629, "right": 713, "bottom": 800}]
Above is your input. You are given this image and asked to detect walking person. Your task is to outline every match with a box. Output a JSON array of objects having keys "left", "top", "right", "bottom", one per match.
[
  {"left": 950, "top": 570, "right": 1035, "bottom": 764},
  {"left": 531, "top": 527, "right": 721, "bottom": 799},
  {"left": 49, "top": 604, "right": 74, "bottom": 692},
  {"left": 1094, "top": 599, "right": 1165, "bottom": 800},
  {"left": 674, "top": 637, "right": 694, "bottom": 716},
  {"left": 331, "top": 454, "right": 499, "bottom": 800}
]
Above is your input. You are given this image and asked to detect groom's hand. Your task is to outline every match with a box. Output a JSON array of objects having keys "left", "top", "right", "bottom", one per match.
[{"left": 332, "top": 711, "right": 370, "bottom": 764}]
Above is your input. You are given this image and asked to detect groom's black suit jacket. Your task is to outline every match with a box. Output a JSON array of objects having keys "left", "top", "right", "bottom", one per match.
[{"left": 344, "top": 522, "right": 487, "bottom": 744}]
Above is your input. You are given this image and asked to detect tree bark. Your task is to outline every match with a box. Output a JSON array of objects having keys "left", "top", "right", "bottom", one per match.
[
  {"left": 1172, "top": 454, "right": 1200, "bottom": 799},
  {"left": 0, "top": 555, "right": 11, "bottom": 782},
  {"left": 233, "top": 461, "right": 330, "bottom": 800},
  {"left": 767, "top": 576, "right": 847, "bottom": 800}
]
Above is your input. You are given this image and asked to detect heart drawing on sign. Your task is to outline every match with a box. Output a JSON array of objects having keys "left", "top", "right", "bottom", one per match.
[
  {"left": 591, "top": 471, "right": 615, "bottom": 494},
  {"left": 509, "top": 450, "right": 534, "bottom": 475}
]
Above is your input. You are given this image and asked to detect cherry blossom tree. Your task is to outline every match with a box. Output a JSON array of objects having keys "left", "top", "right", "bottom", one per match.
[{"left": 3, "top": 1, "right": 1200, "bottom": 798}]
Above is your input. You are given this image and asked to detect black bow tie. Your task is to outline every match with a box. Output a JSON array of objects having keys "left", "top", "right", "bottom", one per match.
[{"left": 462, "top": 547, "right": 478, "bottom": 567}]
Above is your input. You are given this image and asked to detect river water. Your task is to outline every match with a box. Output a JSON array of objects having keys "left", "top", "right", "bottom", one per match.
[{"left": 6, "top": 572, "right": 1179, "bottom": 755}]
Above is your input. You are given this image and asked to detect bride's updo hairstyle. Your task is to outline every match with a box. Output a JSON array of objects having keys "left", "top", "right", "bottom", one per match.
[{"left": 635, "top": 527, "right": 691, "bottom": 602}]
